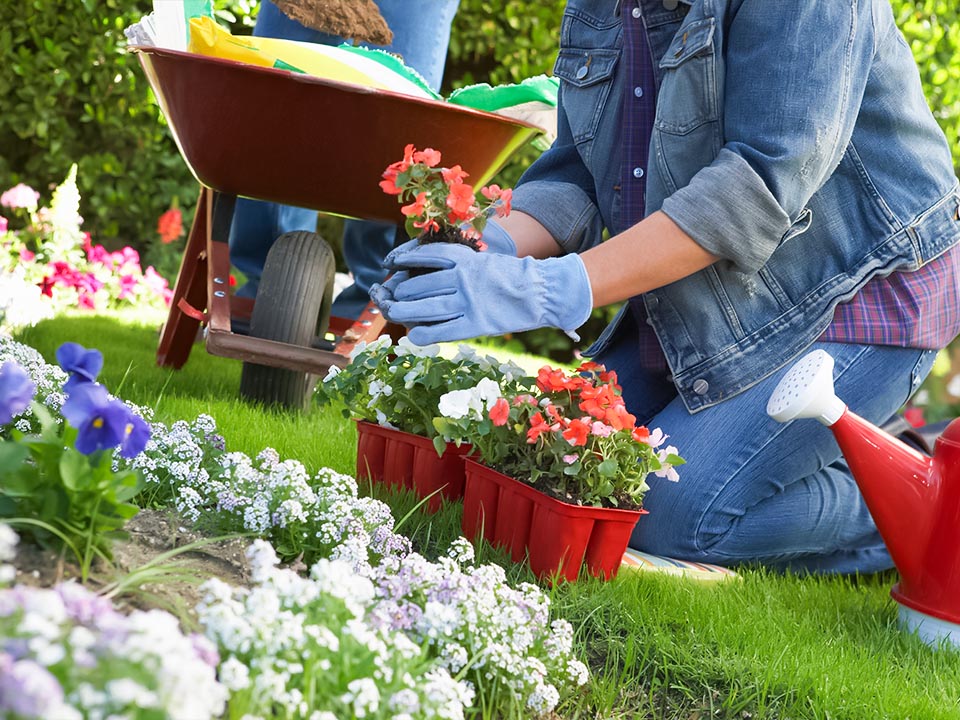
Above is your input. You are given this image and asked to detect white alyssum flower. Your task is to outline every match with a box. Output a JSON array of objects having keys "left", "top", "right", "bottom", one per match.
[
  {"left": 342, "top": 677, "right": 380, "bottom": 717},
  {"left": 198, "top": 541, "right": 477, "bottom": 720}
]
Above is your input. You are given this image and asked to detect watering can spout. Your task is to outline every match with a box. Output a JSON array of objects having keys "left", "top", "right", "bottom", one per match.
[
  {"left": 768, "top": 350, "right": 960, "bottom": 648},
  {"left": 765, "top": 350, "right": 847, "bottom": 426}
]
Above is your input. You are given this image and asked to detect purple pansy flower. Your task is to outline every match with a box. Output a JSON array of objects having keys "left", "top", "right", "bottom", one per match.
[
  {"left": 55, "top": 342, "right": 103, "bottom": 393},
  {"left": 119, "top": 412, "right": 150, "bottom": 459},
  {"left": 61, "top": 383, "right": 129, "bottom": 455},
  {"left": 0, "top": 362, "right": 35, "bottom": 424}
]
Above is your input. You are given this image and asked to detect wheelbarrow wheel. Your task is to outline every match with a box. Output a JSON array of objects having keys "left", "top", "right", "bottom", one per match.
[{"left": 239, "top": 231, "right": 335, "bottom": 411}]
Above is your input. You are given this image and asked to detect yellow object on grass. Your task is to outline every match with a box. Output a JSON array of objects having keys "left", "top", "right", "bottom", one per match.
[{"left": 186, "top": 16, "right": 434, "bottom": 99}]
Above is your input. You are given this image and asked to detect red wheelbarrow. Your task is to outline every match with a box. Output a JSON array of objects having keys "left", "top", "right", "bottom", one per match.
[{"left": 133, "top": 46, "right": 542, "bottom": 410}]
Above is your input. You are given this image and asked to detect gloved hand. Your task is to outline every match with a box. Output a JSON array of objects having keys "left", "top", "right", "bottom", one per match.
[
  {"left": 477, "top": 220, "right": 516, "bottom": 255},
  {"left": 369, "top": 242, "right": 592, "bottom": 345}
]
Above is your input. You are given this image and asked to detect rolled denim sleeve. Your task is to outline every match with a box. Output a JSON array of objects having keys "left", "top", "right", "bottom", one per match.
[
  {"left": 662, "top": 0, "right": 876, "bottom": 273},
  {"left": 511, "top": 90, "right": 606, "bottom": 255}
]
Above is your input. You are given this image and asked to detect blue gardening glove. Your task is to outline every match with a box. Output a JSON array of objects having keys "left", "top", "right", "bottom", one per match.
[
  {"left": 369, "top": 242, "right": 592, "bottom": 345},
  {"left": 477, "top": 220, "right": 517, "bottom": 255}
]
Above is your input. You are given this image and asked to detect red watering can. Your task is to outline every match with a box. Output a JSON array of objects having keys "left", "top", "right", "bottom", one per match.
[{"left": 767, "top": 350, "right": 960, "bottom": 649}]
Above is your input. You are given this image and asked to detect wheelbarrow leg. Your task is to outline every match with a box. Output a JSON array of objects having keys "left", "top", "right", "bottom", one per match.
[{"left": 157, "top": 187, "right": 212, "bottom": 368}]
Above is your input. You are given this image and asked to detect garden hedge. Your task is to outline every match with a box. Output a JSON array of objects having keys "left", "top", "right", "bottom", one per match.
[{"left": 0, "top": 0, "right": 956, "bottom": 356}]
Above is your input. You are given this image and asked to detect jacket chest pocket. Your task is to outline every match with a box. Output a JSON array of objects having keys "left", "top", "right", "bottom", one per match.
[
  {"left": 554, "top": 7, "right": 621, "bottom": 146},
  {"left": 655, "top": 16, "right": 719, "bottom": 135}
]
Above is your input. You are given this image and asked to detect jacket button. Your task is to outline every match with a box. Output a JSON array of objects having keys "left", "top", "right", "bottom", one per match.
[
  {"left": 632, "top": 7, "right": 642, "bottom": 19},
  {"left": 576, "top": 65, "right": 589, "bottom": 80},
  {"left": 692, "top": 379, "right": 709, "bottom": 395}
]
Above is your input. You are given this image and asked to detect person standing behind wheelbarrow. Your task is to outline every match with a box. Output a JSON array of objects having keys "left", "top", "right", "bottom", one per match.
[
  {"left": 229, "top": 0, "right": 460, "bottom": 320},
  {"left": 371, "top": 0, "right": 960, "bottom": 575}
]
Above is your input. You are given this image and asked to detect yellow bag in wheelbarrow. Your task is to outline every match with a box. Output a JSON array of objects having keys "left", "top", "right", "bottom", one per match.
[{"left": 186, "top": 16, "right": 436, "bottom": 99}]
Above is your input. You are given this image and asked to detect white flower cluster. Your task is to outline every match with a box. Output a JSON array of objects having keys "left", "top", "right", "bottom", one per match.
[
  {"left": 0, "top": 336, "right": 590, "bottom": 717},
  {"left": 197, "top": 540, "right": 473, "bottom": 719},
  {"left": 437, "top": 377, "right": 503, "bottom": 422},
  {"left": 115, "top": 408, "right": 411, "bottom": 568},
  {"left": 0, "top": 581, "right": 227, "bottom": 720},
  {"left": 0, "top": 523, "right": 17, "bottom": 584},
  {"left": 367, "top": 540, "right": 589, "bottom": 718},
  {"left": 320, "top": 335, "right": 531, "bottom": 438},
  {"left": 0, "top": 269, "right": 55, "bottom": 332},
  {"left": 0, "top": 335, "right": 68, "bottom": 429},
  {"left": 117, "top": 413, "right": 215, "bottom": 505}
]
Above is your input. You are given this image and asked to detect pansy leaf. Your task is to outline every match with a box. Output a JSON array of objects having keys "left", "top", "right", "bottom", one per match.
[
  {"left": 59, "top": 448, "right": 92, "bottom": 491},
  {"left": 0, "top": 440, "right": 29, "bottom": 473}
]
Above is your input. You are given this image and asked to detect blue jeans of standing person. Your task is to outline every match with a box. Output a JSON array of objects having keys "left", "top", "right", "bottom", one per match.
[
  {"left": 229, "top": 0, "right": 460, "bottom": 318},
  {"left": 596, "top": 311, "right": 939, "bottom": 575}
]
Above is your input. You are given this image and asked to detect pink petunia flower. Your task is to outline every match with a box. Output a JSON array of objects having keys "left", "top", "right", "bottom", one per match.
[{"left": 0, "top": 183, "right": 40, "bottom": 211}]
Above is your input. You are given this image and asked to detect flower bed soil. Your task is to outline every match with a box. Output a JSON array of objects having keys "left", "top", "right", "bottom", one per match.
[{"left": 10, "top": 509, "right": 251, "bottom": 614}]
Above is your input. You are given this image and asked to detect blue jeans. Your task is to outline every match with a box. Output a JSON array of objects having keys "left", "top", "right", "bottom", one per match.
[
  {"left": 595, "top": 311, "right": 939, "bottom": 574},
  {"left": 229, "top": 0, "right": 460, "bottom": 318}
]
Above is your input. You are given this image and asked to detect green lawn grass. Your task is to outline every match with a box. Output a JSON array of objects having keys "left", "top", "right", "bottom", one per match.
[{"left": 15, "top": 311, "right": 960, "bottom": 720}]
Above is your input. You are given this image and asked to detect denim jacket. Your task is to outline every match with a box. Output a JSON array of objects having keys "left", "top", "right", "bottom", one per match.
[{"left": 511, "top": 0, "right": 960, "bottom": 411}]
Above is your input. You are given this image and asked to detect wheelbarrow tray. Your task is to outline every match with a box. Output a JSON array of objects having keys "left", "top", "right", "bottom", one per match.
[
  {"left": 136, "top": 46, "right": 543, "bottom": 405},
  {"left": 134, "top": 46, "right": 542, "bottom": 222}
]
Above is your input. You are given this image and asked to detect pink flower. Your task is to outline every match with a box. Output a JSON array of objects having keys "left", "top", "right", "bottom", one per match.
[
  {"left": 86, "top": 244, "right": 111, "bottom": 266},
  {"left": 0, "top": 183, "right": 40, "bottom": 211},
  {"left": 495, "top": 188, "right": 513, "bottom": 217},
  {"left": 637, "top": 427, "right": 666, "bottom": 448},
  {"left": 110, "top": 247, "right": 140, "bottom": 272},
  {"left": 77, "top": 291, "right": 96, "bottom": 310},
  {"left": 77, "top": 272, "right": 103, "bottom": 295},
  {"left": 143, "top": 267, "right": 173, "bottom": 305},
  {"left": 562, "top": 454, "right": 578, "bottom": 464},
  {"left": 18, "top": 248, "right": 35, "bottom": 262},
  {"left": 480, "top": 184, "right": 502, "bottom": 201},
  {"left": 0, "top": 216, "right": 7, "bottom": 233},
  {"left": 590, "top": 421, "right": 614, "bottom": 437},
  {"left": 118, "top": 274, "right": 138, "bottom": 300}
]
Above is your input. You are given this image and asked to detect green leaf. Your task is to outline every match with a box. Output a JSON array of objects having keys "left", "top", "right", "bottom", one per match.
[
  {"left": 597, "top": 459, "right": 618, "bottom": 477},
  {"left": 59, "top": 448, "right": 90, "bottom": 491},
  {"left": 0, "top": 441, "right": 29, "bottom": 472}
]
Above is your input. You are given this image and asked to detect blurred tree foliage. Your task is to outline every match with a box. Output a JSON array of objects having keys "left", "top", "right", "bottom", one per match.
[{"left": 0, "top": 0, "right": 956, "bottom": 359}]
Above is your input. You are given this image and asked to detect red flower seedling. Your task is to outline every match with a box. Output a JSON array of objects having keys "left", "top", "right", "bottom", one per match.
[{"left": 380, "top": 144, "right": 513, "bottom": 248}]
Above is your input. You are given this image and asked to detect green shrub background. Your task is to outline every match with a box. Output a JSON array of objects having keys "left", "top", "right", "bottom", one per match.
[{"left": 0, "top": 0, "right": 957, "bottom": 357}]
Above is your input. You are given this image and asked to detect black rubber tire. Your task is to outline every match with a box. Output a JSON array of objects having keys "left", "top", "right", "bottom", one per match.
[{"left": 239, "top": 231, "right": 335, "bottom": 411}]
